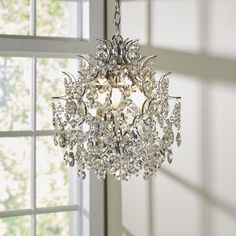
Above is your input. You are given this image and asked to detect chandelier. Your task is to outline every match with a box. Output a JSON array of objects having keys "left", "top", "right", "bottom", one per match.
[{"left": 52, "top": 0, "right": 181, "bottom": 181}]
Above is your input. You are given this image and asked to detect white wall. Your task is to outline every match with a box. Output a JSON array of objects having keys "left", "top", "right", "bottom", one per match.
[{"left": 107, "top": 0, "right": 236, "bottom": 236}]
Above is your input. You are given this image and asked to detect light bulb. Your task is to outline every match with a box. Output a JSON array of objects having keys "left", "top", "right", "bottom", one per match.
[
  {"left": 111, "top": 88, "right": 122, "bottom": 108},
  {"left": 97, "top": 92, "right": 107, "bottom": 105},
  {"left": 130, "top": 89, "right": 146, "bottom": 110}
]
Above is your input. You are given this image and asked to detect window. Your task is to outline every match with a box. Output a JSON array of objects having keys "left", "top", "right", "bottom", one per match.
[{"left": 0, "top": 1, "right": 105, "bottom": 236}]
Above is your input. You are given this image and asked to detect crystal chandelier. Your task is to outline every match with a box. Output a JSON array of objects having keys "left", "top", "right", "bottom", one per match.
[{"left": 52, "top": 0, "right": 181, "bottom": 181}]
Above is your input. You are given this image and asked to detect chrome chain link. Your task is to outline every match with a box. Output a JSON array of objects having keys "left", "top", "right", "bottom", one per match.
[{"left": 113, "top": 0, "right": 122, "bottom": 36}]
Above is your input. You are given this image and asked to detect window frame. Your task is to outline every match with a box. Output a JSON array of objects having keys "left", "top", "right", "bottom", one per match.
[
  {"left": 0, "top": 0, "right": 104, "bottom": 57},
  {"left": 0, "top": 0, "right": 105, "bottom": 236}
]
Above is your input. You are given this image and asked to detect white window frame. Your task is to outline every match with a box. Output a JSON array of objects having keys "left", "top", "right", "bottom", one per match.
[
  {"left": 0, "top": 0, "right": 105, "bottom": 236},
  {"left": 0, "top": 0, "right": 104, "bottom": 57}
]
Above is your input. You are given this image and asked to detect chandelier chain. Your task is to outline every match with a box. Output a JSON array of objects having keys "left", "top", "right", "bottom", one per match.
[{"left": 114, "top": 0, "right": 121, "bottom": 36}]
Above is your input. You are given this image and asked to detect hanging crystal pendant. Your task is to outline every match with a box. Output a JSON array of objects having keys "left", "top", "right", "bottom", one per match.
[{"left": 52, "top": 0, "right": 181, "bottom": 181}]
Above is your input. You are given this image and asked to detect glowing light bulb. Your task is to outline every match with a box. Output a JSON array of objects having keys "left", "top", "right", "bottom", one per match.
[
  {"left": 111, "top": 88, "right": 122, "bottom": 108},
  {"left": 130, "top": 89, "right": 146, "bottom": 110},
  {"left": 97, "top": 92, "right": 107, "bottom": 105}
]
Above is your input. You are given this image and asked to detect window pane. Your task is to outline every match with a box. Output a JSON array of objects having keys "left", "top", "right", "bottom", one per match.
[
  {"left": 36, "top": 136, "right": 78, "bottom": 207},
  {"left": 0, "top": 0, "right": 30, "bottom": 35},
  {"left": 0, "top": 57, "right": 31, "bottom": 131},
  {"left": 83, "top": 0, "right": 90, "bottom": 39},
  {"left": 36, "top": 212, "right": 77, "bottom": 236},
  {"left": 0, "top": 137, "right": 30, "bottom": 211},
  {"left": 36, "top": 0, "right": 79, "bottom": 37},
  {"left": 37, "top": 58, "right": 78, "bottom": 130},
  {"left": 0, "top": 216, "right": 30, "bottom": 236}
]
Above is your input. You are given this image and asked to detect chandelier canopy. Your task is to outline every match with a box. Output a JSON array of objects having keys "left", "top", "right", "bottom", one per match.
[{"left": 52, "top": 0, "right": 181, "bottom": 181}]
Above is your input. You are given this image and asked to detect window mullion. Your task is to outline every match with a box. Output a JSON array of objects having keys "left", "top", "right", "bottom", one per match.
[
  {"left": 0, "top": 36, "right": 90, "bottom": 57},
  {"left": 0, "top": 130, "right": 56, "bottom": 138},
  {"left": 77, "top": 0, "right": 83, "bottom": 39},
  {"left": 30, "top": 57, "right": 37, "bottom": 236},
  {"left": 30, "top": 0, "right": 36, "bottom": 36},
  {"left": 0, "top": 209, "right": 33, "bottom": 218}
]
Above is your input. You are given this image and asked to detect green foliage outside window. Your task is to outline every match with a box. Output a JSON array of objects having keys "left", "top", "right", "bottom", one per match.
[{"left": 0, "top": 1, "right": 77, "bottom": 235}]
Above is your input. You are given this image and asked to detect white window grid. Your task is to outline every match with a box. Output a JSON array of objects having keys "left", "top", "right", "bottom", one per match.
[
  {"left": 0, "top": 0, "right": 103, "bottom": 56},
  {"left": 0, "top": 0, "right": 105, "bottom": 236}
]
